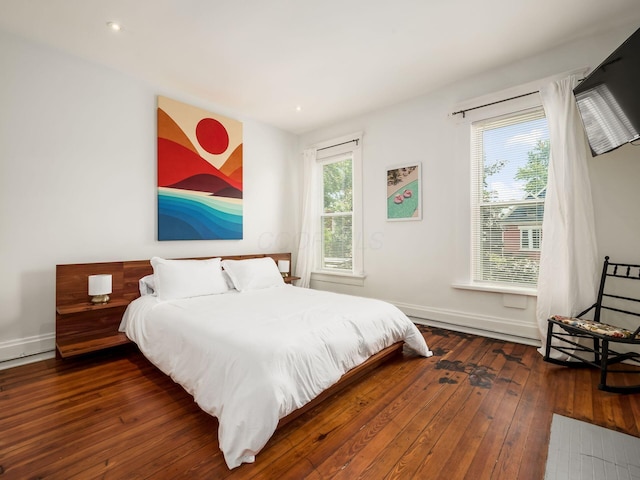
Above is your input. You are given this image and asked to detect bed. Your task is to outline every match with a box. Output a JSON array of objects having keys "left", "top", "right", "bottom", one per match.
[{"left": 57, "top": 253, "right": 432, "bottom": 469}]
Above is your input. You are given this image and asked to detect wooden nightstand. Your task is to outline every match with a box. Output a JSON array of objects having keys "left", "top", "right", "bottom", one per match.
[
  {"left": 56, "top": 299, "right": 131, "bottom": 358},
  {"left": 56, "top": 261, "right": 139, "bottom": 359},
  {"left": 283, "top": 276, "right": 300, "bottom": 284}
]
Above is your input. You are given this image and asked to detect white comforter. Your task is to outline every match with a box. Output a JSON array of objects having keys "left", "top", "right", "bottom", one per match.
[{"left": 119, "top": 285, "right": 432, "bottom": 469}]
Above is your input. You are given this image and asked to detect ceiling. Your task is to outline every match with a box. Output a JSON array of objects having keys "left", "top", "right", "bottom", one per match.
[{"left": 2, "top": 1, "right": 639, "bottom": 134}]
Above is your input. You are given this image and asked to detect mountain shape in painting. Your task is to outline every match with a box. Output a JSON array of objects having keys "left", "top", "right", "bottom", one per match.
[
  {"left": 166, "top": 173, "right": 242, "bottom": 198},
  {"left": 158, "top": 138, "right": 242, "bottom": 197},
  {"left": 218, "top": 143, "right": 243, "bottom": 185}
]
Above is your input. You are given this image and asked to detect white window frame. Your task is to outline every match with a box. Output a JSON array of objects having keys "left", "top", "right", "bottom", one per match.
[
  {"left": 470, "top": 106, "right": 548, "bottom": 288},
  {"left": 319, "top": 152, "right": 354, "bottom": 272},
  {"left": 312, "top": 132, "right": 364, "bottom": 279}
]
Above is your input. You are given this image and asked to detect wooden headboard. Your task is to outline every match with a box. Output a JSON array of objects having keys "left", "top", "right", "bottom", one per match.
[
  {"left": 56, "top": 252, "right": 292, "bottom": 308},
  {"left": 55, "top": 252, "right": 292, "bottom": 357}
]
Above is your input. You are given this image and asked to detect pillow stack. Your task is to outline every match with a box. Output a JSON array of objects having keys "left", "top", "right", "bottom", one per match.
[{"left": 143, "top": 256, "right": 287, "bottom": 299}]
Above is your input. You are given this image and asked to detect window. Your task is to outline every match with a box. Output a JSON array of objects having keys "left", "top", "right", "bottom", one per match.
[
  {"left": 471, "top": 107, "right": 550, "bottom": 287},
  {"left": 519, "top": 227, "right": 542, "bottom": 251},
  {"left": 320, "top": 154, "right": 353, "bottom": 271},
  {"left": 314, "top": 133, "right": 363, "bottom": 276}
]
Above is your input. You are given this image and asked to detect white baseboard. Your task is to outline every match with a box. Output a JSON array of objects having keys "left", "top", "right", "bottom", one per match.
[
  {"left": 393, "top": 301, "right": 542, "bottom": 347},
  {"left": 0, "top": 333, "right": 56, "bottom": 370}
]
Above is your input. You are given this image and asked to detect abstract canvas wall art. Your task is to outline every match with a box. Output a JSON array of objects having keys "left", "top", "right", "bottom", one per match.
[
  {"left": 157, "top": 96, "right": 243, "bottom": 240},
  {"left": 386, "top": 163, "right": 421, "bottom": 221}
]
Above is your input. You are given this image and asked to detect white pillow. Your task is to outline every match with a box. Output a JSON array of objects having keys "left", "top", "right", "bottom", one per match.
[
  {"left": 138, "top": 274, "right": 156, "bottom": 296},
  {"left": 221, "top": 257, "right": 285, "bottom": 292},
  {"left": 150, "top": 257, "right": 229, "bottom": 300}
]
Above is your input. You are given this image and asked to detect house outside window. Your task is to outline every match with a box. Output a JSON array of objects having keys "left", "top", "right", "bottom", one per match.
[{"left": 471, "top": 107, "right": 550, "bottom": 287}]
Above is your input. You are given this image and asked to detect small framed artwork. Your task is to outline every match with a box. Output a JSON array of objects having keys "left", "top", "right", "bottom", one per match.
[{"left": 386, "top": 163, "right": 421, "bottom": 221}]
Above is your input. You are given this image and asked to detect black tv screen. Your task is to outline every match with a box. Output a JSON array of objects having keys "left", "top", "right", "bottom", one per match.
[{"left": 573, "top": 27, "right": 640, "bottom": 156}]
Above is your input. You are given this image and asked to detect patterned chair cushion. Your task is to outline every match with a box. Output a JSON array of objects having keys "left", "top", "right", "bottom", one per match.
[{"left": 550, "top": 315, "right": 640, "bottom": 339}]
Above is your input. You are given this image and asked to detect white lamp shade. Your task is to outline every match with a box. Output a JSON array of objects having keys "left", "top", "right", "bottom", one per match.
[
  {"left": 88, "top": 274, "right": 112, "bottom": 295},
  {"left": 277, "top": 260, "right": 290, "bottom": 274}
]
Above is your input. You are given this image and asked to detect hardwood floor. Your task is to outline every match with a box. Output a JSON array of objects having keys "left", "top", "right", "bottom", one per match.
[{"left": 2, "top": 326, "right": 639, "bottom": 479}]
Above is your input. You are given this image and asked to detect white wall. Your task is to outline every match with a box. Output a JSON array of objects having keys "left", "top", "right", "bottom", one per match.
[
  {"left": 298, "top": 22, "right": 640, "bottom": 346},
  {"left": 3, "top": 21, "right": 639, "bottom": 368},
  {"left": 0, "top": 30, "right": 298, "bottom": 366}
]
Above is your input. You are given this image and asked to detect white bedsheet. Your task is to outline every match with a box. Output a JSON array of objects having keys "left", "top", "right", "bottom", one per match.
[{"left": 119, "top": 285, "right": 432, "bottom": 469}]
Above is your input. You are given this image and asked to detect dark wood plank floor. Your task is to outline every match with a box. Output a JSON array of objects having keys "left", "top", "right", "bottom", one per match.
[{"left": 2, "top": 326, "right": 640, "bottom": 479}]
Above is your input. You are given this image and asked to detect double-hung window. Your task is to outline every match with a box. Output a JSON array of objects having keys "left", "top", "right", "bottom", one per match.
[
  {"left": 320, "top": 153, "right": 353, "bottom": 271},
  {"left": 314, "top": 133, "right": 363, "bottom": 276},
  {"left": 471, "top": 107, "right": 550, "bottom": 287}
]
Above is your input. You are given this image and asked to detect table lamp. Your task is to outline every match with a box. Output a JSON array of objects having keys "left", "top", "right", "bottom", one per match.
[{"left": 88, "top": 274, "right": 112, "bottom": 304}]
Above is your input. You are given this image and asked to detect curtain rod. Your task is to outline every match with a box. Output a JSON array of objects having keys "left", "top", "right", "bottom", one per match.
[
  {"left": 452, "top": 77, "right": 584, "bottom": 118},
  {"left": 451, "top": 91, "right": 538, "bottom": 118},
  {"left": 317, "top": 138, "right": 359, "bottom": 151}
]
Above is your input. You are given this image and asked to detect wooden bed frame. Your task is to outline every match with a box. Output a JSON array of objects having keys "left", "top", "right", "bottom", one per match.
[
  {"left": 278, "top": 341, "right": 403, "bottom": 427},
  {"left": 55, "top": 252, "right": 404, "bottom": 428}
]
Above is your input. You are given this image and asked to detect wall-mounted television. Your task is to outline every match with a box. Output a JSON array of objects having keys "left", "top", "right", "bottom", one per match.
[{"left": 573, "top": 27, "right": 640, "bottom": 157}]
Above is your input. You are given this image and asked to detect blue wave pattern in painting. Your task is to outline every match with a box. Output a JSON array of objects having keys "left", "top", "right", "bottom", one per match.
[{"left": 158, "top": 188, "right": 243, "bottom": 240}]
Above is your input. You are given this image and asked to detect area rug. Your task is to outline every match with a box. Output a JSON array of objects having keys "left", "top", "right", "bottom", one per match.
[{"left": 545, "top": 414, "right": 640, "bottom": 479}]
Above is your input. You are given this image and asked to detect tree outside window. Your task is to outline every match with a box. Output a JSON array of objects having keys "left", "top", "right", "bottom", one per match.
[{"left": 321, "top": 157, "right": 353, "bottom": 271}]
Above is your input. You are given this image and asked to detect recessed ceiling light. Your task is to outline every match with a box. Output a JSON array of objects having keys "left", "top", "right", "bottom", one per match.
[
  {"left": 106, "top": 21, "right": 122, "bottom": 32},
  {"left": 295, "top": 105, "right": 302, "bottom": 112}
]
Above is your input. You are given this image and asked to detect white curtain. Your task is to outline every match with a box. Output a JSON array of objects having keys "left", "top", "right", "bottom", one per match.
[
  {"left": 294, "top": 148, "right": 318, "bottom": 288},
  {"left": 536, "top": 74, "right": 599, "bottom": 356}
]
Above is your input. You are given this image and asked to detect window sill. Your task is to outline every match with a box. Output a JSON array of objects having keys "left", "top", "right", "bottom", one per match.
[
  {"left": 311, "top": 270, "right": 366, "bottom": 286},
  {"left": 452, "top": 282, "right": 537, "bottom": 297}
]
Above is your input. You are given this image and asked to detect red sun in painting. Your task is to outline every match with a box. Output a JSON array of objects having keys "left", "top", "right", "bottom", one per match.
[{"left": 196, "top": 118, "right": 229, "bottom": 155}]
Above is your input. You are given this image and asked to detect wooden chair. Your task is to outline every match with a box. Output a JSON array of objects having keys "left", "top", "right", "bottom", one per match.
[{"left": 544, "top": 256, "right": 640, "bottom": 393}]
